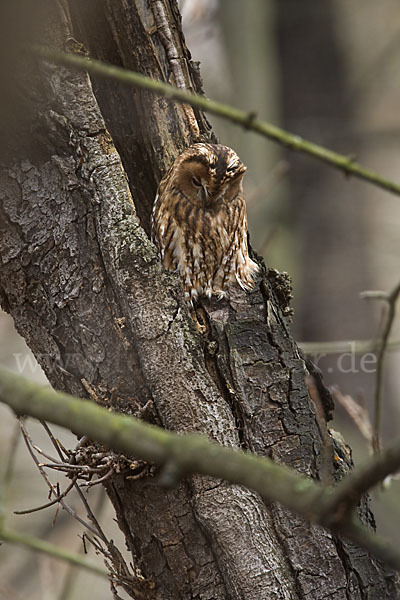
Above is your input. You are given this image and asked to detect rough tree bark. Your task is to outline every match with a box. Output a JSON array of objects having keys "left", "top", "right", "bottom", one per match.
[{"left": 0, "top": 1, "right": 397, "bottom": 598}]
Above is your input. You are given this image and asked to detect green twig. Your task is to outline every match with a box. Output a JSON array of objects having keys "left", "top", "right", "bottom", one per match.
[
  {"left": 0, "top": 527, "right": 108, "bottom": 578},
  {"left": 0, "top": 366, "right": 324, "bottom": 516},
  {"left": 2, "top": 367, "right": 400, "bottom": 569},
  {"left": 0, "top": 422, "right": 20, "bottom": 528},
  {"left": 32, "top": 46, "right": 400, "bottom": 199}
]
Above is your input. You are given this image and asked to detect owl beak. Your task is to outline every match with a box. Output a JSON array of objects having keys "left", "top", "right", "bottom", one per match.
[{"left": 201, "top": 185, "right": 211, "bottom": 207}]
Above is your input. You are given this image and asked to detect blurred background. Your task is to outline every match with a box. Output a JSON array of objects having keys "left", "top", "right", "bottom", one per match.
[{"left": 1, "top": 0, "right": 400, "bottom": 597}]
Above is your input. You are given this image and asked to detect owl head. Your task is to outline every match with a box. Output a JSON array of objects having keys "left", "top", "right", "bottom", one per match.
[{"left": 171, "top": 143, "right": 247, "bottom": 208}]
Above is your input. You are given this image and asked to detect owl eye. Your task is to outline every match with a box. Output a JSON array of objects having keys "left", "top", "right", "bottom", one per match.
[{"left": 192, "top": 176, "right": 202, "bottom": 188}]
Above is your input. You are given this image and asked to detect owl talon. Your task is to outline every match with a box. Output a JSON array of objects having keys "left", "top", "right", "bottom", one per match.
[{"left": 215, "top": 290, "right": 227, "bottom": 300}]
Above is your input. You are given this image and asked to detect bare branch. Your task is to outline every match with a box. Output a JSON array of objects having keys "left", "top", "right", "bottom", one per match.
[
  {"left": 318, "top": 432, "right": 400, "bottom": 527},
  {"left": 371, "top": 282, "right": 400, "bottom": 451},
  {"left": 31, "top": 46, "right": 400, "bottom": 200},
  {"left": 331, "top": 387, "right": 373, "bottom": 445},
  {"left": 0, "top": 527, "right": 108, "bottom": 578},
  {"left": 2, "top": 366, "right": 400, "bottom": 569},
  {"left": 0, "top": 421, "right": 20, "bottom": 528},
  {"left": 18, "top": 419, "right": 103, "bottom": 539},
  {"left": 299, "top": 338, "right": 400, "bottom": 355},
  {"left": 14, "top": 476, "right": 78, "bottom": 515}
]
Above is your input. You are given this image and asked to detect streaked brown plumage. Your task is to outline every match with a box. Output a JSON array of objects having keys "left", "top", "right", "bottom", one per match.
[{"left": 151, "top": 143, "right": 259, "bottom": 302}]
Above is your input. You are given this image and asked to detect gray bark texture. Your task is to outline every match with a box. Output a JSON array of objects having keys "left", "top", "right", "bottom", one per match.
[{"left": 0, "top": 1, "right": 397, "bottom": 598}]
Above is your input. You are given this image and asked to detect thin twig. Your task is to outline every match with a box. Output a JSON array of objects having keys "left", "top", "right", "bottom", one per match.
[
  {"left": 39, "top": 462, "right": 108, "bottom": 473},
  {"left": 18, "top": 420, "right": 100, "bottom": 538},
  {"left": 331, "top": 387, "right": 373, "bottom": 446},
  {"left": 0, "top": 421, "right": 20, "bottom": 528},
  {"left": 19, "top": 419, "right": 59, "bottom": 494},
  {"left": 41, "top": 420, "right": 69, "bottom": 461},
  {"left": 23, "top": 420, "right": 139, "bottom": 593},
  {"left": 80, "top": 467, "right": 114, "bottom": 488},
  {"left": 14, "top": 476, "right": 78, "bottom": 515},
  {"left": 0, "top": 528, "right": 108, "bottom": 578},
  {"left": 32, "top": 445, "right": 65, "bottom": 464},
  {"left": 366, "top": 282, "right": 400, "bottom": 451},
  {"left": 73, "top": 484, "right": 108, "bottom": 545},
  {"left": 299, "top": 337, "right": 400, "bottom": 355},
  {"left": 57, "top": 489, "right": 109, "bottom": 600},
  {"left": 40, "top": 418, "right": 139, "bottom": 597},
  {"left": 40, "top": 421, "right": 109, "bottom": 543},
  {"left": 31, "top": 46, "right": 400, "bottom": 200}
]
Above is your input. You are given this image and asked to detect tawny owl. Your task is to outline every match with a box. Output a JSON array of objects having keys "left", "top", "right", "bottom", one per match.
[{"left": 151, "top": 143, "right": 259, "bottom": 302}]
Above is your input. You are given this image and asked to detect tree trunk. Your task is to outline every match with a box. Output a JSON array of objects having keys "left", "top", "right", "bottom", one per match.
[{"left": 0, "top": 1, "right": 397, "bottom": 598}]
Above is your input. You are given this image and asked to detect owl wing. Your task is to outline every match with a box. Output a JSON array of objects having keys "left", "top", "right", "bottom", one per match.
[
  {"left": 213, "top": 194, "right": 258, "bottom": 293},
  {"left": 151, "top": 178, "right": 174, "bottom": 264},
  {"left": 210, "top": 194, "right": 244, "bottom": 292},
  {"left": 151, "top": 160, "right": 178, "bottom": 245}
]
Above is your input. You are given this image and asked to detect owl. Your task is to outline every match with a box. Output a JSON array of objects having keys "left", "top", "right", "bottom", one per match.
[{"left": 151, "top": 143, "right": 259, "bottom": 302}]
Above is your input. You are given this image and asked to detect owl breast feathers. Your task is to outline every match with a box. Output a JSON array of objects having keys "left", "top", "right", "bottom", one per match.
[{"left": 151, "top": 143, "right": 259, "bottom": 302}]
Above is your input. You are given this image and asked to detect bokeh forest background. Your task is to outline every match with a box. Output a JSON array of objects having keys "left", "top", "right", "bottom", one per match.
[{"left": 0, "top": 1, "right": 399, "bottom": 598}]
